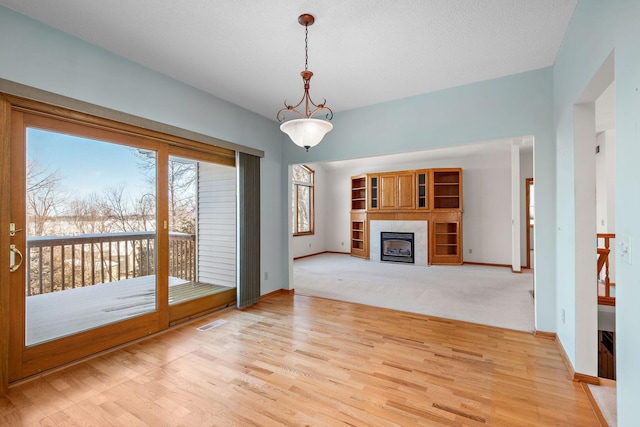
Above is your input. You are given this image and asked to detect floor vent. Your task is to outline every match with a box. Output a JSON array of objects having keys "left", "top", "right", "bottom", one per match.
[{"left": 197, "top": 319, "right": 227, "bottom": 331}]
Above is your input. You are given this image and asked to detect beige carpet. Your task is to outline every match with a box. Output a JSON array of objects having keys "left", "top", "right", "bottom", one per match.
[
  {"left": 588, "top": 382, "right": 617, "bottom": 426},
  {"left": 294, "top": 253, "right": 535, "bottom": 332}
]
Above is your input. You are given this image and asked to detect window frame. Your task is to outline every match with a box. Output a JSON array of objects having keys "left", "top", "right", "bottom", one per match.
[{"left": 292, "top": 164, "right": 315, "bottom": 236}]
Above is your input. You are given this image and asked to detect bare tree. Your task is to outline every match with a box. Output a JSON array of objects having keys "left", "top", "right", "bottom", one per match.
[
  {"left": 66, "top": 194, "right": 109, "bottom": 234},
  {"left": 136, "top": 193, "right": 157, "bottom": 232},
  {"left": 135, "top": 151, "right": 196, "bottom": 234},
  {"left": 168, "top": 160, "right": 196, "bottom": 234},
  {"left": 26, "top": 160, "right": 64, "bottom": 235},
  {"left": 99, "top": 184, "right": 133, "bottom": 232}
]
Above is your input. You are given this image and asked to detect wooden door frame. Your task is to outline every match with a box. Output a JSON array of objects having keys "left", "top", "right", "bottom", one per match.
[
  {"left": 525, "top": 177, "right": 534, "bottom": 269},
  {"left": 0, "top": 94, "right": 237, "bottom": 388},
  {"left": 0, "top": 96, "right": 11, "bottom": 393},
  {"left": 8, "top": 108, "right": 168, "bottom": 381}
]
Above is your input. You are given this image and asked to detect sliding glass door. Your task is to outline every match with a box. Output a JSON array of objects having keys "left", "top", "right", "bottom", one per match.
[
  {"left": 166, "top": 153, "right": 237, "bottom": 324},
  {"left": 24, "top": 128, "right": 160, "bottom": 346},
  {"left": 9, "top": 111, "right": 166, "bottom": 380},
  {"left": 7, "top": 99, "right": 238, "bottom": 382}
]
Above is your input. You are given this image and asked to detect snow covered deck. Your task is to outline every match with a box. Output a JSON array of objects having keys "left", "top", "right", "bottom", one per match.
[{"left": 26, "top": 275, "right": 232, "bottom": 346}]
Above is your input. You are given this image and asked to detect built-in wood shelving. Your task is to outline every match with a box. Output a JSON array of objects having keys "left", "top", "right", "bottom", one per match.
[
  {"left": 432, "top": 170, "right": 461, "bottom": 210},
  {"left": 351, "top": 222, "right": 364, "bottom": 249},
  {"left": 351, "top": 176, "right": 367, "bottom": 211},
  {"left": 350, "top": 212, "right": 367, "bottom": 258},
  {"left": 350, "top": 168, "right": 463, "bottom": 264}
]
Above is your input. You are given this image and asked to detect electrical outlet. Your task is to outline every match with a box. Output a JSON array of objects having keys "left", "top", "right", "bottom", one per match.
[
  {"left": 468, "top": 248, "right": 473, "bottom": 254},
  {"left": 561, "top": 309, "right": 565, "bottom": 324},
  {"left": 341, "top": 241, "right": 344, "bottom": 246},
  {"left": 264, "top": 272, "right": 268, "bottom": 280},
  {"left": 309, "top": 243, "right": 312, "bottom": 248}
]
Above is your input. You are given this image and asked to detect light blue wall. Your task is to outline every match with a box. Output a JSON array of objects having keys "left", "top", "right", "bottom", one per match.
[
  {"left": 0, "top": 6, "right": 288, "bottom": 295},
  {"left": 286, "top": 69, "right": 554, "bottom": 163},
  {"left": 285, "top": 68, "right": 558, "bottom": 332},
  {"left": 613, "top": 1, "right": 640, "bottom": 424},
  {"left": 554, "top": 0, "right": 640, "bottom": 424},
  {"left": 553, "top": 0, "right": 615, "bottom": 377}
]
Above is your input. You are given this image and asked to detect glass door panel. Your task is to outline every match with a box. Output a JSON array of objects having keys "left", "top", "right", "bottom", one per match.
[
  {"left": 167, "top": 156, "right": 236, "bottom": 314},
  {"left": 25, "top": 128, "right": 158, "bottom": 346}
]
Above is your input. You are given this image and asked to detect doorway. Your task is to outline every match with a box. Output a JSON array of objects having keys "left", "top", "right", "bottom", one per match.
[
  {"left": 572, "top": 52, "right": 616, "bottom": 383},
  {"left": 6, "top": 98, "right": 237, "bottom": 382}
]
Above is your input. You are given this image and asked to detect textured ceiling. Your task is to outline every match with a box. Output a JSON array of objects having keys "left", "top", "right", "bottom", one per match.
[{"left": 0, "top": 0, "right": 578, "bottom": 121}]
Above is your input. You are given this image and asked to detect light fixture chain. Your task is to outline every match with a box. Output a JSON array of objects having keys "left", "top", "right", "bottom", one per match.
[{"left": 304, "top": 24, "right": 309, "bottom": 71}]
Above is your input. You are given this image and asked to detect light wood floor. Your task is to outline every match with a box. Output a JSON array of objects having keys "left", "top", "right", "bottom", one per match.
[{"left": 2, "top": 294, "right": 599, "bottom": 426}]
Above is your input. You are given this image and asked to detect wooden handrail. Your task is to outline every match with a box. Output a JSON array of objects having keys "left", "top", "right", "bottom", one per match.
[{"left": 597, "top": 233, "right": 616, "bottom": 239}]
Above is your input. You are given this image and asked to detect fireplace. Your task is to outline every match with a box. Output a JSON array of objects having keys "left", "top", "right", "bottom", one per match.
[{"left": 380, "top": 232, "right": 414, "bottom": 263}]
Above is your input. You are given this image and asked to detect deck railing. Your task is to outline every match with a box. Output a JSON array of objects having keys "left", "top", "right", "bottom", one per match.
[{"left": 26, "top": 231, "right": 195, "bottom": 296}]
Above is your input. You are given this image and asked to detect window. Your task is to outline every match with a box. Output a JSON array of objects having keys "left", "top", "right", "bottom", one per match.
[{"left": 292, "top": 165, "right": 314, "bottom": 235}]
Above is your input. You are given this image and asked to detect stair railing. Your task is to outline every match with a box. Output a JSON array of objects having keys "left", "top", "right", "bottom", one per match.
[{"left": 597, "top": 233, "right": 615, "bottom": 306}]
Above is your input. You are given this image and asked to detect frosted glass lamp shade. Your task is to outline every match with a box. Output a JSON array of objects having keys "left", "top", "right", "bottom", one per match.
[{"left": 280, "top": 118, "right": 333, "bottom": 150}]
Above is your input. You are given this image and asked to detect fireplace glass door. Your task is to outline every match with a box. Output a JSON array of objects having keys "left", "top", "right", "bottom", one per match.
[{"left": 380, "top": 232, "right": 415, "bottom": 263}]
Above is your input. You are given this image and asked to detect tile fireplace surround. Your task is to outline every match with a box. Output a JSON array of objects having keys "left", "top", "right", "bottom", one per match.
[{"left": 370, "top": 220, "right": 428, "bottom": 266}]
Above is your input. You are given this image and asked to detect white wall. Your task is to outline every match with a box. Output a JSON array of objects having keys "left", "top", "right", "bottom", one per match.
[
  {"left": 324, "top": 167, "right": 355, "bottom": 253},
  {"left": 604, "top": 131, "right": 616, "bottom": 233},
  {"left": 596, "top": 130, "right": 616, "bottom": 233},
  {"left": 462, "top": 159, "right": 512, "bottom": 265},
  {"left": 292, "top": 162, "right": 328, "bottom": 258},
  {"left": 596, "top": 130, "right": 617, "bottom": 283},
  {"left": 321, "top": 148, "right": 514, "bottom": 265},
  {"left": 596, "top": 133, "right": 607, "bottom": 233}
]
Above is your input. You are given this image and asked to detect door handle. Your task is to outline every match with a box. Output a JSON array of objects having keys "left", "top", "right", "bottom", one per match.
[
  {"left": 10, "top": 244, "right": 23, "bottom": 272},
  {"left": 9, "top": 223, "right": 22, "bottom": 237}
]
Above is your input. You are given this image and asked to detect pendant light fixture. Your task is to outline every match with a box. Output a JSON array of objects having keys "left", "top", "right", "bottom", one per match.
[{"left": 277, "top": 13, "right": 333, "bottom": 151}]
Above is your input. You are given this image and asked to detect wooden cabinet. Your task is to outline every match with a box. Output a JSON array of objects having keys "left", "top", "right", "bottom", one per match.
[
  {"left": 379, "top": 172, "right": 415, "bottom": 210},
  {"left": 416, "top": 170, "right": 429, "bottom": 209},
  {"left": 379, "top": 174, "right": 396, "bottom": 209},
  {"left": 432, "top": 168, "right": 462, "bottom": 210},
  {"left": 429, "top": 212, "right": 462, "bottom": 265},
  {"left": 351, "top": 176, "right": 367, "bottom": 211},
  {"left": 368, "top": 175, "right": 379, "bottom": 210},
  {"left": 350, "top": 212, "right": 367, "bottom": 258},
  {"left": 397, "top": 172, "right": 415, "bottom": 209},
  {"left": 350, "top": 168, "right": 463, "bottom": 264}
]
